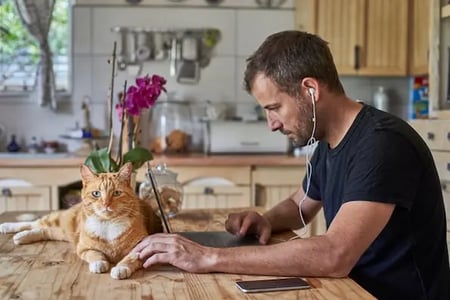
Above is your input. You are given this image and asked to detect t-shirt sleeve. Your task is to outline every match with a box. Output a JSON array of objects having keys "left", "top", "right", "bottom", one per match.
[{"left": 342, "top": 130, "right": 423, "bottom": 210}]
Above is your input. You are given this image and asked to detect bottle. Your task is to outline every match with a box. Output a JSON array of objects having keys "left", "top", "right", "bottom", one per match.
[
  {"left": 6, "top": 134, "right": 21, "bottom": 153},
  {"left": 373, "top": 86, "right": 390, "bottom": 112},
  {"left": 27, "top": 136, "right": 39, "bottom": 154}
]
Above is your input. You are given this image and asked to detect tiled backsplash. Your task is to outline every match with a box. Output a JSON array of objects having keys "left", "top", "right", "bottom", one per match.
[{"left": 0, "top": 1, "right": 411, "bottom": 152}]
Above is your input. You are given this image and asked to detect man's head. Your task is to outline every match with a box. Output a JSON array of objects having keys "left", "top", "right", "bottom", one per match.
[{"left": 244, "top": 30, "right": 344, "bottom": 145}]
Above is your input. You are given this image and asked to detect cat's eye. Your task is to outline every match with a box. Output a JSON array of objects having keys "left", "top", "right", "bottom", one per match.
[
  {"left": 92, "top": 191, "right": 101, "bottom": 198},
  {"left": 112, "top": 191, "right": 121, "bottom": 197}
]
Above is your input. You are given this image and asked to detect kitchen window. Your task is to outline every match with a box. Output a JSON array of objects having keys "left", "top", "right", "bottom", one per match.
[{"left": 0, "top": 0, "right": 69, "bottom": 95}]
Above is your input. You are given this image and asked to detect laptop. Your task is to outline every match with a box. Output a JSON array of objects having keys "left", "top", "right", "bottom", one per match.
[{"left": 146, "top": 163, "right": 261, "bottom": 248}]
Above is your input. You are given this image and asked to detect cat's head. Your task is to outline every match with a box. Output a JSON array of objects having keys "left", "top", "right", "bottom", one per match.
[{"left": 80, "top": 162, "right": 137, "bottom": 219}]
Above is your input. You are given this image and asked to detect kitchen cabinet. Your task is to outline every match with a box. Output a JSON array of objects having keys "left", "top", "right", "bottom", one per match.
[
  {"left": 0, "top": 156, "right": 326, "bottom": 232},
  {"left": 410, "top": 116, "right": 450, "bottom": 258},
  {"left": 136, "top": 166, "right": 253, "bottom": 210},
  {"left": 0, "top": 186, "right": 51, "bottom": 214},
  {"left": 252, "top": 166, "right": 327, "bottom": 237},
  {"left": 409, "top": 0, "right": 430, "bottom": 75},
  {"left": 295, "top": 0, "right": 409, "bottom": 76}
]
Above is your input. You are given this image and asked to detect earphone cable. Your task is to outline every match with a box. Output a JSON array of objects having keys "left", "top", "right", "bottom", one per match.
[{"left": 295, "top": 92, "right": 317, "bottom": 238}]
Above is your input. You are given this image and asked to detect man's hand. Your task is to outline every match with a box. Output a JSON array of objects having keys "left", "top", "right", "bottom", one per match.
[
  {"left": 225, "top": 211, "right": 272, "bottom": 244},
  {"left": 132, "top": 233, "right": 218, "bottom": 273}
]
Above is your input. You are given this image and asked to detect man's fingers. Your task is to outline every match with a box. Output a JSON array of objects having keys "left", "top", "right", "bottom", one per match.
[
  {"left": 225, "top": 213, "right": 244, "bottom": 235},
  {"left": 142, "top": 253, "right": 170, "bottom": 268},
  {"left": 239, "top": 214, "right": 255, "bottom": 236},
  {"left": 258, "top": 227, "right": 271, "bottom": 244}
]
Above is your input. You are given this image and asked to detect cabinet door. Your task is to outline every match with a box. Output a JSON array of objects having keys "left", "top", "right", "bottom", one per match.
[
  {"left": 252, "top": 166, "right": 326, "bottom": 237},
  {"left": 170, "top": 166, "right": 252, "bottom": 209},
  {"left": 182, "top": 186, "right": 251, "bottom": 209},
  {"left": 314, "top": 0, "right": 365, "bottom": 75},
  {"left": 297, "top": 0, "right": 409, "bottom": 76},
  {"left": 0, "top": 186, "right": 51, "bottom": 214},
  {"left": 360, "top": 0, "right": 409, "bottom": 76},
  {"left": 409, "top": 0, "right": 430, "bottom": 75}
]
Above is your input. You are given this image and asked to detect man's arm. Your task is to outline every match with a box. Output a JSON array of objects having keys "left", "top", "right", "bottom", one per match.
[
  {"left": 212, "top": 201, "right": 395, "bottom": 277},
  {"left": 263, "top": 186, "right": 323, "bottom": 232}
]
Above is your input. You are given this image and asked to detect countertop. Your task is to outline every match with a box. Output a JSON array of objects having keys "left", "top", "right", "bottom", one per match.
[
  {"left": 0, "top": 153, "right": 307, "bottom": 167},
  {"left": 0, "top": 208, "right": 375, "bottom": 300}
]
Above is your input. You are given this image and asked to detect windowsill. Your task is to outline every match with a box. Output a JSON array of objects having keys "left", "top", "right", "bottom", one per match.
[{"left": 0, "top": 91, "right": 72, "bottom": 104}]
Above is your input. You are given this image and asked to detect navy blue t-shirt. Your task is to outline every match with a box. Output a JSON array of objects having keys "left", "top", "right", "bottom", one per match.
[{"left": 303, "top": 104, "right": 450, "bottom": 299}]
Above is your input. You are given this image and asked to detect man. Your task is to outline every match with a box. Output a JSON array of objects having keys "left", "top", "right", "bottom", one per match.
[{"left": 133, "top": 31, "right": 450, "bottom": 299}]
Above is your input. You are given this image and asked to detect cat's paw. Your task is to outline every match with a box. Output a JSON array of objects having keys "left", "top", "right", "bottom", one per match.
[
  {"left": 0, "top": 222, "right": 18, "bottom": 234},
  {"left": 110, "top": 265, "right": 132, "bottom": 280},
  {"left": 89, "top": 260, "right": 110, "bottom": 273}
]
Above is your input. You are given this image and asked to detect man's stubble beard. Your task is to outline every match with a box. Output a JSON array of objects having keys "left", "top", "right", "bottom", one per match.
[{"left": 290, "top": 97, "right": 314, "bottom": 147}]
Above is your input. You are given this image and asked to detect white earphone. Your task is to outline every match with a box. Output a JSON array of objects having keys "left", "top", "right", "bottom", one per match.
[{"left": 308, "top": 87, "right": 316, "bottom": 122}]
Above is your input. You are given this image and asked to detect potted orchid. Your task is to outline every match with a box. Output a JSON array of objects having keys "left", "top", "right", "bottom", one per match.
[{"left": 84, "top": 74, "right": 167, "bottom": 174}]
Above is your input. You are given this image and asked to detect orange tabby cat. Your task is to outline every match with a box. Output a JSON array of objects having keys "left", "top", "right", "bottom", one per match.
[{"left": 0, "top": 162, "right": 162, "bottom": 280}]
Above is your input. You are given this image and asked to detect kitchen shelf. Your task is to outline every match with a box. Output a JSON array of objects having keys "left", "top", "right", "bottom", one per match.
[{"left": 442, "top": 4, "right": 450, "bottom": 18}]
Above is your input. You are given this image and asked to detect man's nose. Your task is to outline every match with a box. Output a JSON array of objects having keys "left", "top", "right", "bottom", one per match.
[{"left": 267, "top": 114, "right": 281, "bottom": 132}]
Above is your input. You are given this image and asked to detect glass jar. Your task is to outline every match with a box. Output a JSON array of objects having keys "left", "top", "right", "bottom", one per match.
[
  {"left": 139, "top": 163, "right": 183, "bottom": 218},
  {"left": 148, "top": 100, "right": 193, "bottom": 154}
]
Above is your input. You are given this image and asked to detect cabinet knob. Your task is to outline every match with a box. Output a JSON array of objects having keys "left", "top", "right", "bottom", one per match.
[
  {"left": 1, "top": 188, "right": 12, "bottom": 197},
  {"left": 354, "top": 45, "right": 361, "bottom": 70},
  {"left": 203, "top": 187, "right": 214, "bottom": 195},
  {"left": 427, "top": 132, "right": 435, "bottom": 140},
  {"left": 447, "top": 132, "right": 450, "bottom": 140},
  {"left": 442, "top": 182, "right": 448, "bottom": 191}
]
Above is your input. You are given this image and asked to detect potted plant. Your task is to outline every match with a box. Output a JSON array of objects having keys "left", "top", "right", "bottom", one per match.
[{"left": 84, "top": 44, "right": 167, "bottom": 177}]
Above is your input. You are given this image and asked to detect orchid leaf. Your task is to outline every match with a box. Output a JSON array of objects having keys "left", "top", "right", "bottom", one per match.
[
  {"left": 122, "top": 147, "right": 153, "bottom": 171},
  {"left": 84, "top": 147, "right": 115, "bottom": 173}
]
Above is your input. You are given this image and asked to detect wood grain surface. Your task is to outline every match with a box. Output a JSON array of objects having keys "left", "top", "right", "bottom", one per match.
[{"left": 0, "top": 208, "right": 375, "bottom": 300}]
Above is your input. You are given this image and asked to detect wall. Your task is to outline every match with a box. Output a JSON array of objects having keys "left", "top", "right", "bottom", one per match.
[{"left": 0, "top": 0, "right": 411, "bottom": 152}]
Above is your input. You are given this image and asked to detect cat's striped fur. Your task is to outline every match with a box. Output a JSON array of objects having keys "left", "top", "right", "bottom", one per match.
[{"left": 0, "top": 162, "right": 163, "bottom": 279}]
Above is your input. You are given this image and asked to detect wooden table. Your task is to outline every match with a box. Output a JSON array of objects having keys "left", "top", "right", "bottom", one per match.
[{"left": 0, "top": 208, "right": 375, "bottom": 299}]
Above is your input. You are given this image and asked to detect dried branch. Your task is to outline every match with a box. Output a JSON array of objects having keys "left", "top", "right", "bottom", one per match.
[{"left": 107, "top": 41, "right": 117, "bottom": 155}]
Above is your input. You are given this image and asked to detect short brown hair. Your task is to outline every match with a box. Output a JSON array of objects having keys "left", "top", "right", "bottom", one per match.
[{"left": 244, "top": 30, "right": 344, "bottom": 97}]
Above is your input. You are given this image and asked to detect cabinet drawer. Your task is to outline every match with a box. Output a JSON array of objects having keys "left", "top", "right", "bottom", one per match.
[
  {"left": 0, "top": 186, "right": 51, "bottom": 213},
  {"left": 433, "top": 152, "right": 450, "bottom": 181},
  {"left": 410, "top": 120, "right": 450, "bottom": 151},
  {"left": 182, "top": 186, "right": 251, "bottom": 209}
]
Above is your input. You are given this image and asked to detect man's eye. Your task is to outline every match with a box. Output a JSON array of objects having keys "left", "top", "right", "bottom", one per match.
[
  {"left": 92, "top": 191, "right": 101, "bottom": 198},
  {"left": 112, "top": 191, "right": 121, "bottom": 197}
]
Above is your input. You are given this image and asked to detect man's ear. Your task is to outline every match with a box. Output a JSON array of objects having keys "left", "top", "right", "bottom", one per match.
[{"left": 301, "top": 77, "right": 319, "bottom": 99}]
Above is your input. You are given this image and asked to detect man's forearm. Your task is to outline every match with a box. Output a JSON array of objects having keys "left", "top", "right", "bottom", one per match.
[{"left": 263, "top": 197, "right": 302, "bottom": 232}]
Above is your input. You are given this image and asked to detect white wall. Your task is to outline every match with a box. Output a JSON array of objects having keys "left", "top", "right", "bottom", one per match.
[{"left": 0, "top": 1, "right": 411, "bottom": 152}]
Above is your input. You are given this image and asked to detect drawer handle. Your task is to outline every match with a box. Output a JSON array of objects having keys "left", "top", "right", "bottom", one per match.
[
  {"left": 203, "top": 187, "right": 214, "bottom": 195},
  {"left": 240, "top": 141, "right": 259, "bottom": 147},
  {"left": 1, "top": 188, "right": 12, "bottom": 197},
  {"left": 354, "top": 45, "right": 361, "bottom": 70},
  {"left": 447, "top": 163, "right": 450, "bottom": 171},
  {"left": 427, "top": 132, "right": 435, "bottom": 140},
  {"left": 447, "top": 132, "right": 450, "bottom": 140}
]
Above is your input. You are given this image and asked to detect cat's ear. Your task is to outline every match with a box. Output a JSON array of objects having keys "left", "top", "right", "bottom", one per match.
[
  {"left": 118, "top": 162, "right": 133, "bottom": 183},
  {"left": 80, "top": 164, "right": 98, "bottom": 182}
]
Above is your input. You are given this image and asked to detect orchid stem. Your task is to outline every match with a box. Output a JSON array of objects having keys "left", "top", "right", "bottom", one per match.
[
  {"left": 107, "top": 41, "right": 117, "bottom": 157},
  {"left": 117, "top": 80, "right": 127, "bottom": 167}
]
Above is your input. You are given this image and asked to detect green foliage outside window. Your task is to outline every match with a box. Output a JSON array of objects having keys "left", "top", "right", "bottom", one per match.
[{"left": 0, "top": 0, "right": 69, "bottom": 91}]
